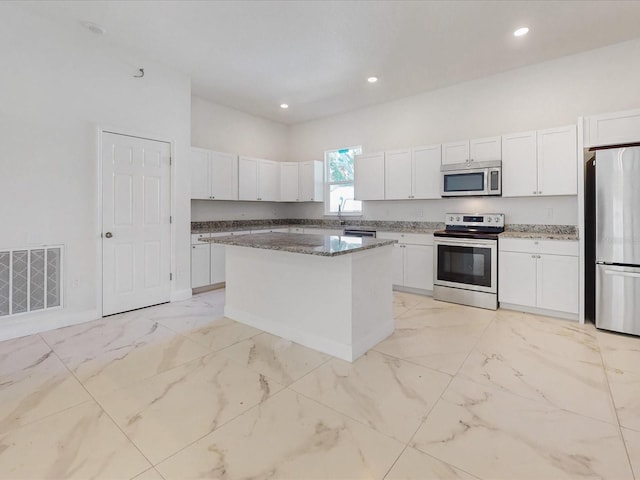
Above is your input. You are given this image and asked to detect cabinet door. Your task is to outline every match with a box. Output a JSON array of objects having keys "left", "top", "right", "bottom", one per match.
[
  {"left": 280, "top": 162, "right": 299, "bottom": 202},
  {"left": 299, "top": 160, "right": 323, "bottom": 202},
  {"left": 258, "top": 159, "right": 280, "bottom": 201},
  {"left": 404, "top": 244, "right": 433, "bottom": 291},
  {"left": 537, "top": 254, "right": 579, "bottom": 314},
  {"left": 586, "top": 109, "right": 640, "bottom": 147},
  {"left": 191, "top": 243, "right": 210, "bottom": 288},
  {"left": 190, "top": 149, "right": 210, "bottom": 199},
  {"left": 384, "top": 150, "right": 412, "bottom": 200},
  {"left": 238, "top": 156, "right": 258, "bottom": 200},
  {"left": 412, "top": 145, "right": 442, "bottom": 199},
  {"left": 537, "top": 125, "right": 577, "bottom": 196},
  {"left": 470, "top": 136, "right": 501, "bottom": 162},
  {"left": 354, "top": 153, "right": 385, "bottom": 200},
  {"left": 391, "top": 244, "right": 404, "bottom": 287},
  {"left": 498, "top": 251, "right": 536, "bottom": 307},
  {"left": 210, "top": 151, "right": 238, "bottom": 200},
  {"left": 501, "top": 131, "right": 538, "bottom": 197},
  {"left": 210, "top": 244, "right": 226, "bottom": 285},
  {"left": 442, "top": 141, "right": 469, "bottom": 165}
]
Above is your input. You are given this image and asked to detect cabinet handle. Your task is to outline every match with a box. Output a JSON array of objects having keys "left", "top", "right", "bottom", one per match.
[
  {"left": 533, "top": 191, "right": 537, "bottom": 195},
  {"left": 538, "top": 191, "right": 542, "bottom": 195}
]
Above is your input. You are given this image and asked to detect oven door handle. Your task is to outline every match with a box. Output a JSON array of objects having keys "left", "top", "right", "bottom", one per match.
[{"left": 434, "top": 239, "right": 496, "bottom": 249}]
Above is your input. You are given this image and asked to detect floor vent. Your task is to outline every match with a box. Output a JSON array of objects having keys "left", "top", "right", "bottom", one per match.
[{"left": 0, "top": 246, "right": 63, "bottom": 317}]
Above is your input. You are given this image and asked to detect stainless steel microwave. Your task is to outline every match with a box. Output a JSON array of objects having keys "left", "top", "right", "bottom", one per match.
[{"left": 441, "top": 160, "right": 502, "bottom": 197}]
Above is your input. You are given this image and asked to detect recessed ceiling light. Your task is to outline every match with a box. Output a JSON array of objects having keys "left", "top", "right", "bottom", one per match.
[
  {"left": 367, "top": 76, "right": 378, "bottom": 83},
  {"left": 513, "top": 27, "right": 529, "bottom": 37},
  {"left": 280, "top": 103, "right": 289, "bottom": 109},
  {"left": 82, "top": 21, "right": 107, "bottom": 35}
]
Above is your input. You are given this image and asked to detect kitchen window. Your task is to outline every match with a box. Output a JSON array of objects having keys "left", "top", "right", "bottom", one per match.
[{"left": 325, "top": 146, "right": 362, "bottom": 215}]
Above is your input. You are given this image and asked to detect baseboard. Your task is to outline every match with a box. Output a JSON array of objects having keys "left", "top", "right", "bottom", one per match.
[
  {"left": 500, "top": 303, "right": 579, "bottom": 322},
  {"left": 224, "top": 305, "right": 354, "bottom": 362},
  {"left": 0, "top": 308, "right": 101, "bottom": 342},
  {"left": 393, "top": 286, "right": 433, "bottom": 296}
]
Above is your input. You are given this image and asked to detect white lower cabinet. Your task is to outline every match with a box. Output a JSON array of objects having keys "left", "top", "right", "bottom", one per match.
[
  {"left": 191, "top": 231, "right": 251, "bottom": 289},
  {"left": 378, "top": 232, "right": 433, "bottom": 291},
  {"left": 499, "top": 238, "right": 579, "bottom": 316}
]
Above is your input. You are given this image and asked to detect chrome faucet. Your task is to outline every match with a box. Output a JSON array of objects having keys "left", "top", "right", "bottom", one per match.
[{"left": 337, "top": 198, "right": 346, "bottom": 225}]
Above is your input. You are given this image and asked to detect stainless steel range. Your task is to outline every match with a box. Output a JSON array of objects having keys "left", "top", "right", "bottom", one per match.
[{"left": 433, "top": 213, "right": 504, "bottom": 310}]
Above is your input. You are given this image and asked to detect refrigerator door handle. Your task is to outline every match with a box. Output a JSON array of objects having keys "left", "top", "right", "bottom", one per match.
[{"left": 603, "top": 269, "right": 640, "bottom": 279}]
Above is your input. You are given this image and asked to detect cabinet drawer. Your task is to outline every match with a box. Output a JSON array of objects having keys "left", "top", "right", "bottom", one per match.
[
  {"left": 191, "top": 233, "right": 210, "bottom": 244},
  {"left": 499, "top": 238, "right": 578, "bottom": 256},
  {"left": 377, "top": 232, "right": 433, "bottom": 246}
]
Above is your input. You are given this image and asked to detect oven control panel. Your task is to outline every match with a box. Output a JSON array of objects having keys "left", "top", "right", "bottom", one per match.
[{"left": 445, "top": 213, "right": 504, "bottom": 228}]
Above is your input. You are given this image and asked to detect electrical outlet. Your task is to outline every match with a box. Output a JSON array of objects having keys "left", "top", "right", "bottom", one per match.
[
  {"left": 72, "top": 279, "right": 79, "bottom": 288},
  {"left": 547, "top": 208, "right": 554, "bottom": 219}
]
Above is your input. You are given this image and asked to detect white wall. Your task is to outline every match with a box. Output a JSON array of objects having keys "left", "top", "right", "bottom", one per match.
[
  {"left": 287, "top": 37, "right": 640, "bottom": 224},
  {"left": 0, "top": 4, "right": 192, "bottom": 339}
]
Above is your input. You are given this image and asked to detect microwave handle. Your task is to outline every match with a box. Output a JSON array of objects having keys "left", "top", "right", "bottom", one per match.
[{"left": 484, "top": 168, "right": 489, "bottom": 193}]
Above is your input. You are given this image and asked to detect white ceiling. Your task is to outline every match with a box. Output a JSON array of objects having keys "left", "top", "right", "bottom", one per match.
[{"left": 16, "top": 0, "right": 640, "bottom": 125}]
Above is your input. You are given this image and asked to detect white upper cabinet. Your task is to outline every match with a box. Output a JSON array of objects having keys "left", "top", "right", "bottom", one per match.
[
  {"left": 501, "top": 131, "right": 538, "bottom": 197},
  {"left": 385, "top": 146, "right": 441, "bottom": 200},
  {"left": 258, "top": 159, "right": 280, "bottom": 201},
  {"left": 190, "top": 148, "right": 210, "bottom": 199},
  {"left": 280, "top": 162, "right": 299, "bottom": 202},
  {"left": 585, "top": 108, "right": 640, "bottom": 147},
  {"left": 210, "top": 151, "right": 238, "bottom": 200},
  {"left": 238, "top": 156, "right": 259, "bottom": 200},
  {"left": 502, "top": 125, "right": 577, "bottom": 197},
  {"left": 442, "top": 136, "right": 501, "bottom": 165},
  {"left": 442, "top": 141, "right": 470, "bottom": 165},
  {"left": 470, "top": 136, "right": 502, "bottom": 162},
  {"left": 412, "top": 145, "right": 442, "bottom": 199},
  {"left": 190, "top": 148, "right": 238, "bottom": 200},
  {"left": 537, "top": 125, "right": 577, "bottom": 196},
  {"left": 238, "top": 156, "right": 280, "bottom": 201},
  {"left": 354, "top": 152, "right": 385, "bottom": 200},
  {"left": 238, "top": 157, "right": 280, "bottom": 202},
  {"left": 298, "top": 160, "right": 324, "bottom": 202},
  {"left": 384, "top": 150, "right": 412, "bottom": 200}
]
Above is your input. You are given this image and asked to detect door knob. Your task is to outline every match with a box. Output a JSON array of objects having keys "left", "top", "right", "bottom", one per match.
[{"left": 105, "top": 232, "right": 113, "bottom": 238}]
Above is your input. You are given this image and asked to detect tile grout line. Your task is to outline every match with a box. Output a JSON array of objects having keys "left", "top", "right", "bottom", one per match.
[
  {"left": 37, "top": 332, "right": 158, "bottom": 480},
  {"left": 594, "top": 330, "right": 637, "bottom": 480}
]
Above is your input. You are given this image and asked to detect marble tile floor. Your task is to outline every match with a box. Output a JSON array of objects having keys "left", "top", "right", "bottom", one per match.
[{"left": 0, "top": 289, "right": 638, "bottom": 479}]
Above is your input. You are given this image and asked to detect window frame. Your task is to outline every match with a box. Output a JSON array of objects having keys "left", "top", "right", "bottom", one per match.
[{"left": 324, "top": 146, "right": 363, "bottom": 217}]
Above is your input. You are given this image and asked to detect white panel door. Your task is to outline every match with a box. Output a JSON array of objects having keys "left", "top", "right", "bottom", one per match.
[
  {"left": 210, "top": 244, "right": 226, "bottom": 284},
  {"left": 391, "top": 245, "right": 404, "bottom": 286},
  {"left": 501, "top": 131, "right": 537, "bottom": 197},
  {"left": 384, "top": 150, "right": 412, "bottom": 200},
  {"left": 190, "top": 148, "right": 210, "bottom": 199},
  {"left": 238, "top": 156, "right": 258, "bottom": 200},
  {"left": 537, "top": 125, "right": 577, "bottom": 196},
  {"left": 210, "top": 151, "right": 238, "bottom": 200},
  {"left": 412, "top": 145, "right": 442, "bottom": 199},
  {"left": 102, "top": 132, "right": 171, "bottom": 316},
  {"left": 280, "top": 162, "right": 299, "bottom": 202},
  {"left": 258, "top": 159, "right": 280, "bottom": 201},
  {"left": 299, "top": 160, "right": 323, "bottom": 202}
]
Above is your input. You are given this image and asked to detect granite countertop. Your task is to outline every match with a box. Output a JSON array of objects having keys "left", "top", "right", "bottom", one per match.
[
  {"left": 201, "top": 232, "right": 397, "bottom": 257},
  {"left": 192, "top": 219, "right": 579, "bottom": 240}
]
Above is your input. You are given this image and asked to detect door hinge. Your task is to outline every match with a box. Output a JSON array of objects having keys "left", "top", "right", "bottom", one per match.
[
  {"left": 170, "top": 273, "right": 173, "bottom": 281},
  {"left": 169, "top": 156, "right": 172, "bottom": 165}
]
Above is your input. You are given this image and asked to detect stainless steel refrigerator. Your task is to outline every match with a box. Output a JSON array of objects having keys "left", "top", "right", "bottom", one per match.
[{"left": 595, "top": 146, "right": 640, "bottom": 335}]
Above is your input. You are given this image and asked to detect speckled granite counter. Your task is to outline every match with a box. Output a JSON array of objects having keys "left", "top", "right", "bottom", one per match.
[
  {"left": 203, "top": 232, "right": 396, "bottom": 257},
  {"left": 192, "top": 219, "right": 578, "bottom": 239},
  {"left": 502, "top": 224, "right": 578, "bottom": 240}
]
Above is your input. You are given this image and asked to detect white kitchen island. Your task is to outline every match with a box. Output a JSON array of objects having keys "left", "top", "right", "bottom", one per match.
[{"left": 205, "top": 232, "right": 396, "bottom": 362}]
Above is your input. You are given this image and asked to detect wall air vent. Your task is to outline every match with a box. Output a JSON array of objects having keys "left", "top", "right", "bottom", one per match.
[{"left": 0, "top": 246, "right": 63, "bottom": 317}]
